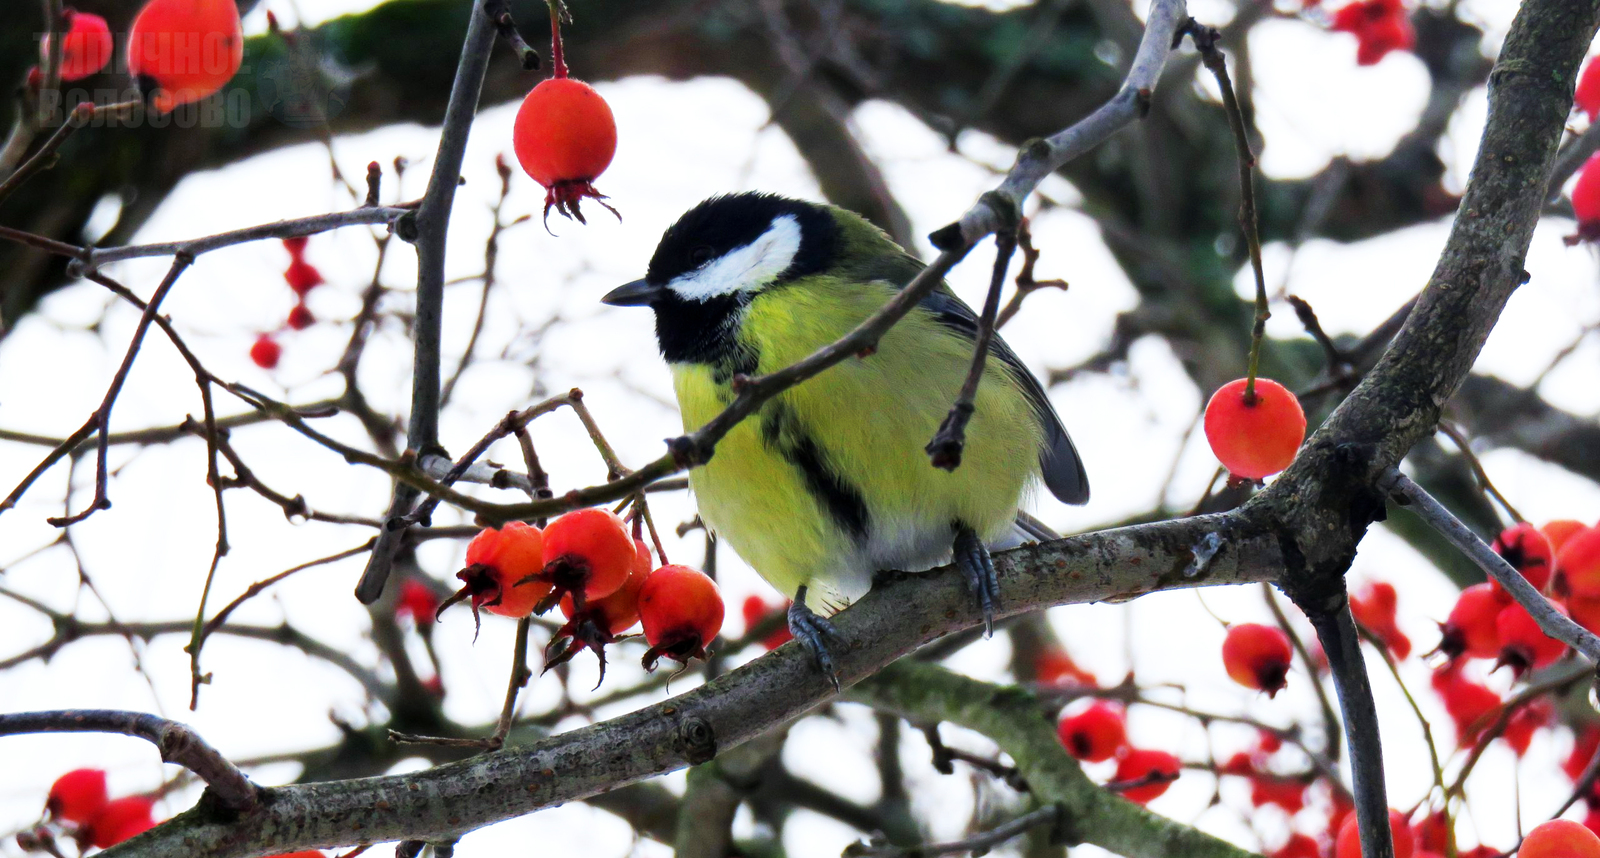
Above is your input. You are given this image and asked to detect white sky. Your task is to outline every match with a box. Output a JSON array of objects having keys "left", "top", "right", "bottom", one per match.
[{"left": 3, "top": 0, "right": 1600, "bottom": 856}]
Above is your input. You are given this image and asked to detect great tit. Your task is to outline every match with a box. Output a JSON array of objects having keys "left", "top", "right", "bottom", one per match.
[{"left": 603, "top": 193, "right": 1088, "bottom": 683}]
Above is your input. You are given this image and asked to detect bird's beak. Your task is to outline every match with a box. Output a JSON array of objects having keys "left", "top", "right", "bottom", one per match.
[{"left": 601, "top": 279, "right": 663, "bottom": 307}]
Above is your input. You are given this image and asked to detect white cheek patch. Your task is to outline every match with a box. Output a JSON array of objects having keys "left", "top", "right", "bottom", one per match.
[{"left": 668, "top": 214, "right": 803, "bottom": 301}]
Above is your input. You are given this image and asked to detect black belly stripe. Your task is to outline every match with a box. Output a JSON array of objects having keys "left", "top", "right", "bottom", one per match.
[{"left": 761, "top": 404, "right": 869, "bottom": 542}]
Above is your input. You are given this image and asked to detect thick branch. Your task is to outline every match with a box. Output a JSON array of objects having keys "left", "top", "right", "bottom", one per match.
[{"left": 102, "top": 513, "right": 1280, "bottom": 857}]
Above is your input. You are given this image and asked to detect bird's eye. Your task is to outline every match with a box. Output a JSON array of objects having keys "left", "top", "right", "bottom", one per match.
[{"left": 689, "top": 245, "right": 715, "bottom": 267}]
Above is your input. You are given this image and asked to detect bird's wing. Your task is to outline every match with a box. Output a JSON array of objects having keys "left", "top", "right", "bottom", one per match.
[{"left": 916, "top": 284, "right": 1090, "bottom": 505}]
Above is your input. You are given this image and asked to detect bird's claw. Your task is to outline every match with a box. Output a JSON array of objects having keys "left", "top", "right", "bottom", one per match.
[
  {"left": 789, "top": 589, "right": 843, "bottom": 691},
  {"left": 955, "top": 526, "right": 999, "bottom": 637}
]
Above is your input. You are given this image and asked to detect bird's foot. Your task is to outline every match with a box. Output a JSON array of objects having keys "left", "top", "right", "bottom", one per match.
[
  {"left": 954, "top": 526, "right": 999, "bottom": 637},
  {"left": 789, "top": 585, "right": 843, "bottom": 691}
]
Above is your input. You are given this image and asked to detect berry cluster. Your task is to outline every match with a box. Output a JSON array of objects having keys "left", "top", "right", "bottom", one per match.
[
  {"left": 31, "top": 768, "right": 329, "bottom": 855},
  {"left": 37, "top": 769, "right": 154, "bottom": 849},
  {"left": 27, "top": 0, "right": 243, "bottom": 112},
  {"left": 434, "top": 508, "right": 724, "bottom": 682},
  {"left": 1049, "top": 665, "right": 1183, "bottom": 805},
  {"left": 250, "top": 237, "right": 326, "bottom": 369}
]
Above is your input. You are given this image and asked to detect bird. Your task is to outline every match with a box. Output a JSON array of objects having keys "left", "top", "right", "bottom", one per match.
[{"left": 602, "top": 192, "right": 1088, "bottom": 685}]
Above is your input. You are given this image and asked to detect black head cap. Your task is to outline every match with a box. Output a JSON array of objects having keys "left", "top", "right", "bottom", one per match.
[{"left": 645, "top": 193, "right": 838, "bottom": 288}]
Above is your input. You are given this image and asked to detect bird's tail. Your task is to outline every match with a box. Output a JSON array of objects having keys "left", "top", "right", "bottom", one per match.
[{"left": 992, "top": 510, "right": 1060, "bottom": 550}]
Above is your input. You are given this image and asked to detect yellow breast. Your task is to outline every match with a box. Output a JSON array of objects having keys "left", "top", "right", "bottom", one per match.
[{"left": 672, "top": 279, "right": 1045, "bottom": 605}]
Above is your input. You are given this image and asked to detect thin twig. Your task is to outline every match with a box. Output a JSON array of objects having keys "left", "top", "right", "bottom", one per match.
[
  {"left": 847, "top": 805, "right": 1060, "bottom": 858},
  {"left": 358, "top": 0, "right": 501, "bottom": 604},
  {"left": 1186, "top": 20, "right": 1269, "bottom": 403},
  {"left": 1382, "top": 469, "right": 1600, "bottom": 662},
  {"left": 925, "top": 230, "right": 1019, "bottom": 470}
]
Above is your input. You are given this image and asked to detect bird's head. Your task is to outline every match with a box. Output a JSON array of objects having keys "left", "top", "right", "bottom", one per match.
[{"left": 602, "top": 193, "right": 849, "bottom": 363}]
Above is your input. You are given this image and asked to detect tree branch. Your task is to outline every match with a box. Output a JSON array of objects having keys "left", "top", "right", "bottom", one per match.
[{"left": 0, "top": 710, "right": 258, "bottom": 813}]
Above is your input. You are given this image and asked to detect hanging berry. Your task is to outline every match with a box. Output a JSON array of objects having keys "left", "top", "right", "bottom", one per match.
[
  {"left": 1431, "top": 583, "right": 1506, "bottom": 661},
  {"left": 1568, "top": 156, "right": 1600, "bottom": 245},
  {"left": 1490, "top": 523, "right": 1554, "bottom": 596},
  {"left": 1203, "top": 378, "right": 1306, "bottom": 481},
  {"left": 286, "top": 303, "right": 315, "bottom": 331},
  {"left": 1520, "top": 819, "right": 1600, "bottom": 858},
  {"left": 127, "top": 0, "right": 244, "bottom": 112},
  {"left": 440, "top": 522, "right": 549, "bottom": 634},
  {"left": 1329, "top": 0, "right": 1415, "bottom": 66},
  {"left": 1056, "top": 701, "right": 1127, "bottom": 762},
  {"left": 543, "top": 538, "right": 652, "bottom": 684},
  {"left": 249, "top": 334, "right": 281, "bottom": 369},
  {"left": 1221, "top": 623, "right": 1293, "bottom": 696},
  {"left": 45, "top": 768, "right": 108, "bottom": 825},
  {"left": 638, "top": 564, "right": 724, "bottom": 670},
  {"left": 1578, "top": 56, "right": 1600, "bottom": 121},
  {"left": 511, "top": 2, "right": 618, "bottom": 227},
  {"left": 43, "top": 10, "right": 114, "bottom": 81},
  {"left": 523, "top": 508, "right": 635, "bottom": 614},
  {"left": 740, "top": 595, "right": 793, "bottom": 651},
  {"left": 1112, "top": 748, "right": 1180, "bottom": 804},
  {"left": 86, "top": 796, "right": 157, "bottom": 848}
]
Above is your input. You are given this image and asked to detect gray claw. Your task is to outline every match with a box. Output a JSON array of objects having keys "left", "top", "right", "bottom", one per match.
[
  {"left": 954, "top": 526, "right": 999, "bottom": 637},
  {"left": 789, "top": 586, "right": 842, "bottom": 691}
]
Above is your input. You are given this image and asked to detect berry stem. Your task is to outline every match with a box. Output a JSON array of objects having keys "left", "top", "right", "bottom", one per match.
[
  {"left": 546, "top": 0, "right": 568, "bottom": 79},
  {"left": 1187, "top": 21, "right": 1268, "bottom": 405}
]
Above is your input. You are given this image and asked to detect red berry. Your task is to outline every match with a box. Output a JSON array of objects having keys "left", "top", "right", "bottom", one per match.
[
  {"left": 46, "top": 768, "right": 107, "bottom": 824},
  {"left": 394, "top": 579, "right": 439, "bottom": 624},
  {"left": 1503, "top": 697, "right": 1553, "bottom": 757},
  {"left": 1570, "top": 594, "right": 1600, "bottom": 637},
  {"left": 638, "top": 564, "right": 724, "bottom": 669},
  {"left": 1353, "top": 11, "right": 1414, "bottom": 65},
  {"left": 250, "top": 334, "right": 281, "bottom": 369},
  {"left": 559, "top": 538, "right": 651, "bottom": 636},
  {"left": 1520, "top": 819, "right": 1600, "bottom": 858},
  {"left": 1257, "top": 729, "right": 1283, "bottom": 754},
  {"left": 1034, "top": 647, "right": 1098, "bottom": 687},
  {"left": 546, "top": 539, "right": 653, "bottom": 681},
  {"left": 1491, "top": 523, "right": 1554, "bottom": 596},
  {"left": 1414, "top": 811, "right": 1451, "bottom": 854},
  {"left": 286, "top": 303, "right": 315, "bottom": 330},
  {"left": 1496, "top": 599, "right": 1568, "bottom": 675},
  {"left": 282, "top": 236, "right": 309, "bottom": 257},
  {"left": 537, "top": 509, "right": 636, "bottom": 611},
  {"left": 444, "top": 522, "right": 549, "bottom": 622},
  {"left": 127, "top": 0, "right": 244, "bottom": 112},
  {"left": 1572, "top": 157, "right": 1600, "bottom": 243},
  {"left": 1222, "top": 623, "right": 1293, "bottom": 696},
  {"left": 1580, "top": 57, "right": 1600, "bottom": 118},
  {"left": 1439, "top": 675, "right": 1499, "bottom": 745},
  {"left": 1335, "top": 809, "right": 1414, "bottom": 858},
  {"left": 1271, "top": 833, "right": 1320, "bottom": 858},
  {"left": 1434, "top": 583, "right": 1508, "bottom": 660},
  {"left": 1559, "top": 526, "right": 1600, "bottom": 597},
  {"left": 284, "top": 258, "right": 324, "bottom": 297},
  {"left": 87, "top": 796, "right": 156, "bottom": 848},
  {"left": 1545, "top": 520, "right": 1587, "bottom": 553},
  {"left": 1566, "top": 726, "right": 1600, "bottom": 782},
  {"left": 511, "top": 78, "right": 618, "bottom": 224},
  {"left": 1587, "top": 809, "right": 1600, "bottom": 840},
  {"left": 1056, "top": 701, "right": 1127, "bottom": 763},
  {"left": 740, "top": 595, "right": 793, "bottom": 650},
  {"left": 43, "top": 10, "right": 113, "bottom": 81},
  {"left": 1351, "top": 581, "right": 1411, "bottom": 659},
  {"left": 1203, "top": 378, "right": 1306, "bottom": 480},
  {"left": 1112, "top": 748, "right": 1180, "bottom": 804},
  {"left": 1250, "top": 775, "right": 1308, "bottom": 813}
]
